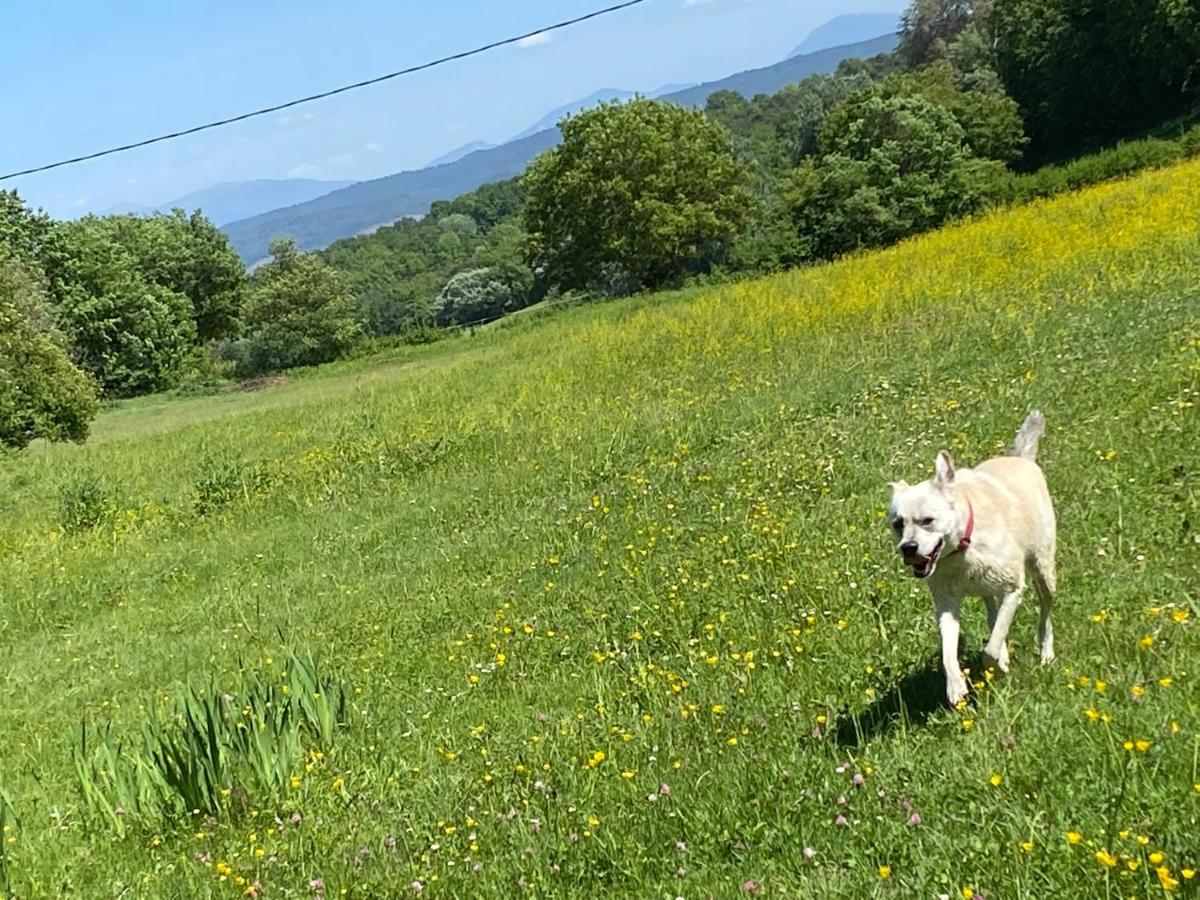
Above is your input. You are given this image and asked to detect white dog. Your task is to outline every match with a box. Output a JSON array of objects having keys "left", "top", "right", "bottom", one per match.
[{"left": 888, "top": 411, "right": 1056, "bottom": 706}]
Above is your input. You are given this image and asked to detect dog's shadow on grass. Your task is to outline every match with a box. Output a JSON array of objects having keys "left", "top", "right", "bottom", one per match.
[{"left": 833, "top": 650, "right": 988, "bottom": 748}]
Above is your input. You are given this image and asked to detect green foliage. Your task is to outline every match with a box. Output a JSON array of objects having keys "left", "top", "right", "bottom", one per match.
[
  {"left": 831, "top": 60, "right": 1027, "bottom": 163},
  {"left": 795, "top": 94, "right": 999, "bottom": 258},
  {"left": 75, "top": 649, "right": 347, "bottom": 836},
  {"left": 705, "top": 74, "right": 874, "bottom": 172},
  {"left": 0, "top": 253, "right": 98, "bottom": 450},
  {"left": 0, "top": 190, "right": 63, "bottom": 275},
  {"left": 998, "top": 129, "right": 1200, "bottom": 204},
  {"left": 236, "top": 238, "right": 361, "bottom": 375},
  {"left": 436, "top": 261, "right": 535, "bottom": 326},
  {"left": 124, "top": 210, "right": 246, "bottom": 342},
  {"left": 523, "top": 98, "right": 754, "bottom": 293},
  {"left": 898, "top": 0, "right": 993, "bottom": 69},
  {"left": 57, "top": 470, "right": 113, "bottom": 532},
  {"left": 323, "top": 178, "right": 531, "bottom": 337},
  {"left": 993, "top": 0, "right": 1200, "bottom": 155}
]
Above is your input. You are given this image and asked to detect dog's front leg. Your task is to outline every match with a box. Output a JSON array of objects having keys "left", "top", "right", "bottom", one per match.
[
  {"left": 934, "top": 594, "right": 969, "bottom": 707},
  {"left": 983, "top": 587, "right": 1023, "bottom": 673}
]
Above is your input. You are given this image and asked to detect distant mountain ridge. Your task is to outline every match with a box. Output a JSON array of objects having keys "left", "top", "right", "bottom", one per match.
[
  {"left": 786, "top": 13, "right": 900, "bottom": 59},
  {"left": 221, "top": 33, "right": 899, "bottom": 263},
  {"left": 100, "top": 178, "right": 355, "bottom": 227},
  {"left": 424, "top": 142, "right": 496, "bottom": 168},
  {"left": 508, "top": 83, "right": 696, "bottom": 142}
]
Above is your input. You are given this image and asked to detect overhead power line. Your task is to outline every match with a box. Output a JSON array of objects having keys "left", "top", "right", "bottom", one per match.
[{"left": 0, "top": 0, "right": 647, "bottom": 182}]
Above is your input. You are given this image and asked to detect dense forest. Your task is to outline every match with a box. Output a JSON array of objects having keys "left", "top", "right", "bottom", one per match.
[{"left": 2, "top": 0, "right": 1198, "bottom": 449}]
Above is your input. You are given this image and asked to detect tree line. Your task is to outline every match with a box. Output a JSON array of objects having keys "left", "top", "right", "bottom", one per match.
[{"left": 2, "top": 0, "right": 1197, "bottom": 450}]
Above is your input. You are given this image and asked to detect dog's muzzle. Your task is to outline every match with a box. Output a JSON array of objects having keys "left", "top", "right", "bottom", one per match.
[{"left": 901, "top": 538, "right": 943, "bottom": 579}]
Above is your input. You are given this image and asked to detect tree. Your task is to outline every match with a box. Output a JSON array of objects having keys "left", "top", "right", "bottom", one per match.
[
  {"left": 60, "top": 211, "right": 245, "bottom": 343},
  {"left": 0, "top": 252, "right": 98, "bottom": 449},
  {"left": 794, "top": 94, "right": 999, "bottom": 259},
  {"left": 993, "top": 0, "right": 1200, "bottom": 155},
  {"left": 436, "top": 261, "right": 534, "bottom": 326},
  {"left": 898, "top": 0, "right": 992, "bottom": 69},
  {"left": 0, "top": 190, "right": 62, "bottom": 273},
  {"left": 826, "top": 61, "right": 1026, "bottom": 164},
  {"left": 523, "top": 98, "right": 753, "bottom": 293},
  {"left": 238, "top": 238, "right": 361, "bottom": 374},
  {"left": 52, "top": 218, "right": 197, "bottom": 396}
]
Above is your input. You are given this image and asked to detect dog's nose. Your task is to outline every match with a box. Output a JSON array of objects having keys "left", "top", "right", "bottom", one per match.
[{"left": 899, "top": 541, "right": 918, "bottom": 558}]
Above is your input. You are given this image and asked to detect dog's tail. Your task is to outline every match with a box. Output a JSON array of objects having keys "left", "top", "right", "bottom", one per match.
[{"left": 1012, "top": 410, "right": 1046, "bottom": 461}]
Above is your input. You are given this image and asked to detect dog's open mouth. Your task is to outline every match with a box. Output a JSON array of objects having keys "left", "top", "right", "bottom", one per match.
[{"left": 905, "top": 539, "right": 943, "bottom": 579}]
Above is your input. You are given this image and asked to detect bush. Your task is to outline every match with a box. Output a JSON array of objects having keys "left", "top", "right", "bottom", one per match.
[
  {"left": 436, "top": 261, "right": 534, "bottom": 326},
  {"left": 997, "top": 136, "right": 1192, "bottom": 205},
  {"left": 0, "top": 253, "right": 99, "bottom": 449},
  {"left": 238, "top": 238, "right": 362, "bottom": 375}
]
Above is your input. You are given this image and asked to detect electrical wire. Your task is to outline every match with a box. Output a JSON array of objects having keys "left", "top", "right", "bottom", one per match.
[{"left": 0, "top": 0, "right": 647, "bottom": 182}]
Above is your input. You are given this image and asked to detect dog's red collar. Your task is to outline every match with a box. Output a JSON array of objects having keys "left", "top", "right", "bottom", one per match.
[{"left": 957, "top": 498, "right": 974, "bottom": 553}]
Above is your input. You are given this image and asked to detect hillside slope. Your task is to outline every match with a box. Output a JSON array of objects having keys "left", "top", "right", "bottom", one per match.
[
  {"left": 1, "top": 161, "right": 1197, "bottom": 896},
  {"left": 220, "top": 34, "right": 897, "bottom": 263}
]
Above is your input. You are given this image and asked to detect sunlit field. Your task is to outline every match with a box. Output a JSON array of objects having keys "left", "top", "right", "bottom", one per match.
[{"left": 1, "top": 161, "right": 1197, "bottom": 898}]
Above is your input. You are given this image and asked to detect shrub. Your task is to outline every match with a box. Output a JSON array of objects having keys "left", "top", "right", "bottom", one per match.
[
  {"left": 0, "top": 254, "right": 99, "bottom": 449},
  {"left": 997, "top": 136, "right": 1191, "bottom": 205},
  {"left": 238, "top": 238, "right": 362, "bottom": 375},
  {"left": 436, "top": 261, "right": 534, "bottom": 326}
]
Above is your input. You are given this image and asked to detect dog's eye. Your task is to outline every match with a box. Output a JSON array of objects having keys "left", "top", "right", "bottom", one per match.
[
  {"left": 920, "top": 517, "right": 934, "bottom": 527},
  {"left": 891, "top": 518, "right": 903, "bottom": 531}
]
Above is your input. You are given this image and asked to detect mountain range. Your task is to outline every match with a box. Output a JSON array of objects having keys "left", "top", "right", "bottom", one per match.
[
  {"left": 101, "top": 178, "right": 355, "bottom": 226},
  {"left": 785, "top": 12, "right": 900, "bottom": 59},
  {"left": 220, "top": 30, "right": 899, "bottom": 264}
]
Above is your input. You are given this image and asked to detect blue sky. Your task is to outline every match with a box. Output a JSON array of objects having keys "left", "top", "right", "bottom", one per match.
[{"left": 1, "top": 0, "right": 905, "bottom": 217}]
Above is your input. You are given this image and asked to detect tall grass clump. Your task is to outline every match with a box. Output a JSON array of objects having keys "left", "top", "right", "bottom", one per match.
[{"left": 75, "top": 649, "right": 347, "bottom": 836}]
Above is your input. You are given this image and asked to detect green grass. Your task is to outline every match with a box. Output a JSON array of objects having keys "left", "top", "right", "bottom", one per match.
[{"left": 1, "top": 162, "right": 1198, "bottom": 898}]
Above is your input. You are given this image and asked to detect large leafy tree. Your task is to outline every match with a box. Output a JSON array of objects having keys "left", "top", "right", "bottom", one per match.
[
  {"left": 793, "top": 94, "right": 999, "bottom": 259},
  {"left": 62, "top": 211, "right": 245, "bottom": 343},
  {"left": 238, "top": 238, "right": 361, "bottom": 374},
  {"left": 523, "top": 98, "right": 753, "bottom": 293},
  {"left": 0, "top": 252, "right": 98, "bottom": 449},
  {"left": 825, "top": 61, "right": 1027, "bottom": 164},
  {"left": 993, "top": 0, "right": 1200, "bottom": 155},
  {"left": 51, "top": 218, "right": 197, "bottom": 396}
]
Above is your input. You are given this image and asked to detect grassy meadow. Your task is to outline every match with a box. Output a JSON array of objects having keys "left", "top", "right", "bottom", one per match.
[{"left": 1, "top": 160, "right": 1198, "bottom": 898}]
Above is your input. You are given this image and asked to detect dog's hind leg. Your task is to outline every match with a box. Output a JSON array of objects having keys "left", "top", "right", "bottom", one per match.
[
  {"left": 1032, "top": 554, "right": 1056, "bottom": 665},
  {"left": 983, "top": 584, "right": 1023, "bottom": 673}
]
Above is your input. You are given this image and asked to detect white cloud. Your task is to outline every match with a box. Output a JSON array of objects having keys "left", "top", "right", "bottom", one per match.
[
  {"left": 287, "top": 163, "right": 319, "bottom": 177},
  {"left": 516, "top": 31, "right": 552, "bottom": 48},
  {"left": 278, "top": 112, "right": 315, "bottom": 126},
  {"left": 364, "top": 141, "right": 383, "bottom": 153}
]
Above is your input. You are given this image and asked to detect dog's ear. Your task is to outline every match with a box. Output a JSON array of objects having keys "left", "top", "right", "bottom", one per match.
[
  {"left": 889, "top": 480, "right": 909, "bottom": 496},
  {"left": 934, "top": 451, "right": 955, "bottom": 490}
]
